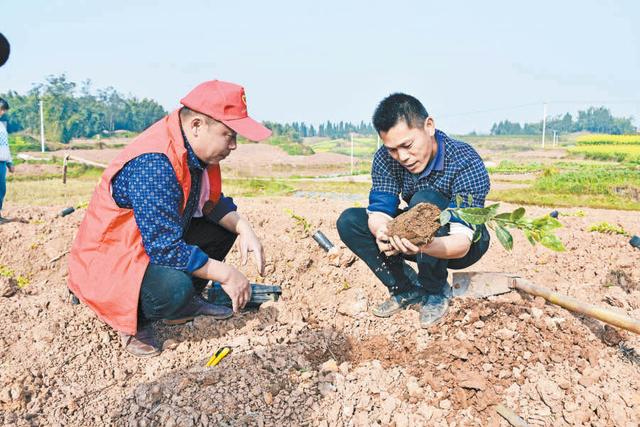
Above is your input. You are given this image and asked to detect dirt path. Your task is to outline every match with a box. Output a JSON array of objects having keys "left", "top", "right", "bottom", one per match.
[{"left": 1, "top": 198, "right": 639, "bottom": 426}]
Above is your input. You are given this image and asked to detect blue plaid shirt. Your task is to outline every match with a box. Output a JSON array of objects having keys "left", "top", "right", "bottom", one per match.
[
  {"left": 368, "top": 129, "right": 490, "bottom": 217},
  {"left": 111, "top": 140, "right": 237, "bottom": 273}
]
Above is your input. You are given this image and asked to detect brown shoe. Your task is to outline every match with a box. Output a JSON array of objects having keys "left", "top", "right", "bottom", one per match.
[
  {"left": 119, "top": 324, "right": 161, "bottom": 357},
  {"left": 163, "top": 295, "right": 233, "bottom": 325}
]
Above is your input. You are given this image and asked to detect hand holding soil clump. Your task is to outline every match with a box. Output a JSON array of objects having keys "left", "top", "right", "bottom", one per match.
[{"left": 387, "top": 203, "right": 441, "bottom": 246}]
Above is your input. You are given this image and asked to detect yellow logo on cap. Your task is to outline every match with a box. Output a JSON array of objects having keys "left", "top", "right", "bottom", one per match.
[{"left": 241, "top": 94, "right": 247, "bottom": 106}]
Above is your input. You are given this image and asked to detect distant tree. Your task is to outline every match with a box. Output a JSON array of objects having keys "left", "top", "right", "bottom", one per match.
[
  {"left": 1, "top": 74, "right": 167, "bottom": 142},
  {"left": 490, "top": 106, "right": 636, "bottom": 136}
]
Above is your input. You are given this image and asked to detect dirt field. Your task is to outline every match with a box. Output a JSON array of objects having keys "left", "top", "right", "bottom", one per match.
[
  {"left": 1, "top": 195, "right": 639, "bottom": 426},
  {"left": 36, "top": 144, "right": 357, "bottom": 178}
]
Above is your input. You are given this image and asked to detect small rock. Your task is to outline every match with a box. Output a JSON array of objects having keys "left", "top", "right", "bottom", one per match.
[
  {"left": 162, "top": 339, "right": 179, "bottom": 351},
  {"left": 393, "top": 413, "right": 409, "bottom": 427},
  {"left": 407, "top": 379, "right": 423, "bottom": 398},
  {"left": 321, "top": 359, "right": 339, "bottom": 373},
  {"left": 0, "top": 276, "right": 17, "bottom": 297},
  {"left": 536, "top": 379, "right": 563, "bottom": 412},
  {"left": 337, "top": 288, "right": 368, "bottom": 317},
  {"left": 439, "top": 399, "right": 452, "bottom": 410},
  {"left": 458, "top": 372, "right": 487, "bottom": 391},
  {"left": 495, "top": 328, "right": 516, "bottom": 340},
  {"left": 533, "top": 296, "right": 546, "bottom": 308},
  {"left": 602, "top": 325, "right": 624, "bottom": 347},
  {"left": 531, "top": 308, "right": 543, "bottom": 319},
  {"left": 263, "top": 391, "right": 273, "bottom": 405},
  {"left": 417, "top": 403, "right": 434, "bottom": 420}
]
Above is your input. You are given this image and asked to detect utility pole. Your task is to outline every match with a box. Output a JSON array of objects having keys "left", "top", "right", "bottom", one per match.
[
  {"left": 541, "top": 102, "right": 547, "bottom": 149},
  {"left": 350, "top": 133, "right": 354, "bottom": 175},
  {"left": 39, "top": 99, "right": 45, "bottom": 152}
]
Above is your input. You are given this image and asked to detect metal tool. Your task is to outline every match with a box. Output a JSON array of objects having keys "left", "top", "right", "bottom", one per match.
[
  {"left": 312, "top": 230, "right": 335, "bottom": 252},
  {"left": 452, "top": 271, "right": 640, "bottom": 335},
  {"left": 207, "top": 283, "right": 282, "bottom": 309}
]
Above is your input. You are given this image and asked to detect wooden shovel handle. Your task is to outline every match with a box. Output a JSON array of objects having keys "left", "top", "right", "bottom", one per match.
[{"left": 512, "top": 278, "right": 640, "bottom": 335}]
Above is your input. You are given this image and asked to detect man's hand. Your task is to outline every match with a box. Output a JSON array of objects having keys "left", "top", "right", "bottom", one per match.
[
  {"left": 7, "top": 164, "right": 14, "bottom": 173},
  {"left": 375, "top": 224, "right": 400, "bottom": 257},
  {"left": 389, "top": 235, "right": 422, "bottom": 256},
  {"left": 193, "top": 260, "right": 251, "bottom": 313},
  {"left": 219, "top": 265, "right": 251, "bottom": 313},
  {"left": 237, "top": 220, "right": 265, "bottom": 276}
]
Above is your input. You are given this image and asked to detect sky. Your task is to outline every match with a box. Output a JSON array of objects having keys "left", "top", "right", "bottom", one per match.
[{"left": 1, "top": 0, "right": 639, "bottom": 133}]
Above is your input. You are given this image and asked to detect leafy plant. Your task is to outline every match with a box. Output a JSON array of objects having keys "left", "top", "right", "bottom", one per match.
[
  {"left": 285, "top": 209, "right": 312, "bottom": 236},
  {"left": 587, "top": 222, "right": 628, "bottom": 236},
  {"left": 0, "top": 265, "right": 30, "bottom": 289},
  {"left": 438, "top": 195, "right": 565, "bottom": 252}
]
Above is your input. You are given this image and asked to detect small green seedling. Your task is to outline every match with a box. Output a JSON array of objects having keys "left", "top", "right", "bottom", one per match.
[
  {"left": 588, "top": 222, "right": 628, "bottom": 236},
  {"left": 285, "top": 209, "right": 312, "bottom": 236}
]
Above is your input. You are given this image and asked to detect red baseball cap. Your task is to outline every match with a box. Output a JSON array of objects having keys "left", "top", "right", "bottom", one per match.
[{"left": 180, "top": 80, "right": 272, "bottom": 141}]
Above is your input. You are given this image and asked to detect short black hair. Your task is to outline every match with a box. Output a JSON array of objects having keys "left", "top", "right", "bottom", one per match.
[
  {"left": 0, "top": 98, "right": 8, "bottom": 111},
  {"left": 372, "top": 93, "right": 428, "bottom": 133}
]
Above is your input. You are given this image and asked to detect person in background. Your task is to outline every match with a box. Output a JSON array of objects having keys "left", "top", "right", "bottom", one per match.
[{"left": 0, "top": 98, "right": 14, "bottom": 224}]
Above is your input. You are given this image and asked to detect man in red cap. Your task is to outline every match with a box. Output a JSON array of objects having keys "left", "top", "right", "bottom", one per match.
[{"left": 68, "top": 80, "right": 272, "bottom": 357}]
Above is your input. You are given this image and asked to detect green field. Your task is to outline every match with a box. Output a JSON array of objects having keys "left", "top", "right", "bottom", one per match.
[
  {"left": 569, "top": 144, "right": 640, "bottom": 163},
  {"left": 575, "top": 134, "right": 640, "bottom": 145},
  {"left": 305, "top": 136, "right": 380, "bottom": 158}
]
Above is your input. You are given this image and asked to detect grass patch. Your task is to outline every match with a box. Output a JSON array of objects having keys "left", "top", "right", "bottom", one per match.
[
  {"left": 224, "top": 178, "right": 370, "bottom": 197},
  {"left": 7, "top": 159, "right": 103, "bottom": 182},
  {"left": 224, "top": 178, "right": 295, "bottom": 197},
  {"left": 532, "top": 168, "right": 640, "bottom": 196},
  {"left": 576, "top": 134, "right": 640, "bottom": 145},
  {"left": 588, "top": 222, "right": 628, "bottom": 235},
  {"left": 264, "top": 136, "right": 315, "bottom": 155},
  {"left": 5, "top": 176, "right": 99, "bottom": 206},
  {"left": 306, "top": 137, "right": 379, "bottom": 158},
  {"left": 568, "top": 144, "right": 640, "bottom": 164},
  {"left": 8, "top": 134, "right": 42, "bottom": 154},
  {"left": 489, "top": 189, "right": 640, "bottom": 211},
  {"left": 490, "top": 167, "right": 640, "bottom": 210},
  {"left": 0, "top": 265, "right": 30, "bottom": 289}
]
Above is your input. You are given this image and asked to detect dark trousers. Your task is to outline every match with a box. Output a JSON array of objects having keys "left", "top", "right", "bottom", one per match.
[
  {"left": 337, "top": 189, "right": 490, "bottom": 297},
  {"left": 138, "top": 218, "right": 237, "bottom": 325}
]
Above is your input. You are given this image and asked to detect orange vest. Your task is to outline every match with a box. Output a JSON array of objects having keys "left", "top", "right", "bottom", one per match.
[{"left": 67, "top": 110, "right": 221, "bottom": 335}]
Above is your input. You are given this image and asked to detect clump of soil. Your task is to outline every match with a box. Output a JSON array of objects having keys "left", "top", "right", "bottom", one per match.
[{"left": 387, "top": 202, "right": 441, "bottom": 246}]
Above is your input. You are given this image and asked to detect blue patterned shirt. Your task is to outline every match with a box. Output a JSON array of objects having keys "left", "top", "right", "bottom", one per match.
[
  {"left": 368, "top": 129, "right": 490, "bottom": 217},
  {"left": 111, "top": 140, "right": 237, "bottom": 273}
]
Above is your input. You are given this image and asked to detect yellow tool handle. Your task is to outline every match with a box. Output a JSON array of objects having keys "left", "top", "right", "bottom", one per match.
[
  {"left": 206, "top": 347, "right": 231, "bottom": 367},
  {"left": 512, "top": 278, "right": 640, "bottom": 335}
]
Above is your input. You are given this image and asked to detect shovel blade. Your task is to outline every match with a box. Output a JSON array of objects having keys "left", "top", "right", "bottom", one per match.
[{"left": 451, "top": 272, "right": 516, "bottom": 298}]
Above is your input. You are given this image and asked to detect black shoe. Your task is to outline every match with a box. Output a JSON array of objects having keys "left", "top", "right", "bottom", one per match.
[
  {"left": 372, "top": 289, "right": 424, "bottom": 318},
  {"left": 419, "top": 294, "right": 450, "bottom": 328}
]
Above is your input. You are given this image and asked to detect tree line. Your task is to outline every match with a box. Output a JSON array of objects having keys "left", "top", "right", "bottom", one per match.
[
  {"left": 1, "top": 74, "right": 167, "bottom": 143},
  {"left": 490, "top": 107, "right": 637, "bottom": 135},
  {"left": 264, "top": 120, "right": 376, "bottom": 141}
]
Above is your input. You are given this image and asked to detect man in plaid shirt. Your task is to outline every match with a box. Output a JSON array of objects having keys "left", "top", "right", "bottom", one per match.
[{"left": 337, "top": 93, "right": 491, "bottom": 328}]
